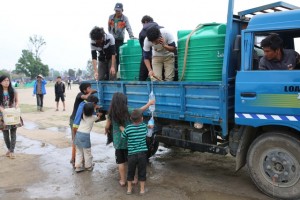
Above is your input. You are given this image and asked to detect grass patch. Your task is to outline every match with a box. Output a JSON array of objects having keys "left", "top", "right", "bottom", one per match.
[
  {"left": 19, "top": 104, "right": 51, "bottom": 113},
  {"left": 19, "top": 104, "right": 38, "bottom": 113}
]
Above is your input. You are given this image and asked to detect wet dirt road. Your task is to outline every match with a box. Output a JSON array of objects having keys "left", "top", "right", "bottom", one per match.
[{"left": 0, "top": 85, "right": 273, "bottom": 200}]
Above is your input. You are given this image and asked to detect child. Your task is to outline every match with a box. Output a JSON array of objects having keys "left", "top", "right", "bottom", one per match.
[
  {"left": 72, "top": 95, "right": 100, "bottom": 168},
  {"left": 54, "top": 76, "right": 66, "bottom": 111},
  {"left": 74, "top": 102, "right": 100, "bottom": 172},
  {"left": 120, "top": 109, "right": 148, "bottom": 195},
  {"left": 0, "top": 75, "right": 23, "bottom": 158},
  {"left": 69, "top": 83, "right": 97, "bottom": 165},
  {"left": 105, "top": 92, "right": 154, "bottom": 187}
]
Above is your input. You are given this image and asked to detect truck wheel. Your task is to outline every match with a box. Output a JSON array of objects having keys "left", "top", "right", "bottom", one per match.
[{"left": 247, "top": 132, "right": 300, "bottom": 200}]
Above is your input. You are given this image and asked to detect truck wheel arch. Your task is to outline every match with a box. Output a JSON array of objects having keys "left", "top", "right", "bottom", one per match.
[{"left": 235, "top": 126, "right": 258, "bottom": 171}]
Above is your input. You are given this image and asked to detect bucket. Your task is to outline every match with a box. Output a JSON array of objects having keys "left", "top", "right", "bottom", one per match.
[{"left": 3, "top": 108, "right": 21, "bottom": 125}]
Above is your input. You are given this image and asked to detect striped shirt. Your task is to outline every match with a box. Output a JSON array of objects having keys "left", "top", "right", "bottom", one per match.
[
  {"left": 121, "top": 123, "right": 148, "bottom": 155},
  {"left": 90, "top": 33, "right": 116, "bottom": 62}
]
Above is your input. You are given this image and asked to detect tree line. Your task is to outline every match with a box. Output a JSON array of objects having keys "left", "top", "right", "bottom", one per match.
[{"left": 1, "top": 35, "right": 94, "bottom": 81}]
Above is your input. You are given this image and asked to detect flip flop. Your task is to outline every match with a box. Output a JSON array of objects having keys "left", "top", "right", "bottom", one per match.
[
  {"left": 126, "top": 190, "right": 132, "bottom": 195},
  {"left": 75, "top": 167, "right": 84, "bottom": 173}
]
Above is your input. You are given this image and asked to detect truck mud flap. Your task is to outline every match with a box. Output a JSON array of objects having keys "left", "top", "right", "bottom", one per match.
[
  {"left": 156, "top": 135, "right": 228, "bottom": 155},
  {"left": 235, "top": 126, "right": 257, "bottom": 172}
]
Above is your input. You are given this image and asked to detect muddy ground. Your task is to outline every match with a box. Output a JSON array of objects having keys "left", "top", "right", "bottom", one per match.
[{"left": 0, "top": 83, "right": 273, "bottom": 200}]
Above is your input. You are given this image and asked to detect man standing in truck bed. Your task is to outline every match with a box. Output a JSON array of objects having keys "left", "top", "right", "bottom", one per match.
[{"left": 259, "top": 33, "right": 300, "bottom": 70}]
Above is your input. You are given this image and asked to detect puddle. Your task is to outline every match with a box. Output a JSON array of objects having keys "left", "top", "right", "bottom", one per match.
[
  {"left": 22, "top": 120, "right": 38, "bottom": 130},
  {"left": 46, "top": 126, "right": 70, "bottom": 134}
]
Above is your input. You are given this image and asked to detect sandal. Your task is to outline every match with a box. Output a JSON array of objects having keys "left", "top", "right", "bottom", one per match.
[
  {"left": 75, "top": 167, "right": 84, "bottom": 173},
  {"left": 5, "top": 151, "right": 10, "bottom": 157},
  {"left": 126, "top": 190, "right": 132, "bottom": 195},
  {"left": 85, "top": 163, "right": 95, "bottom": 171}
]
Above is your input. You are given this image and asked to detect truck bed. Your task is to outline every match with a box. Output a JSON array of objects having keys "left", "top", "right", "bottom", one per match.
[{"left": 90, "top": 81, "right": 230, "bottom": 128}]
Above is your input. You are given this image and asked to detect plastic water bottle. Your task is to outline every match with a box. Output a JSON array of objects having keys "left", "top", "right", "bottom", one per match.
[
  {"left": 147, "top": 116, "right": 154, "bottom": 137},
  {"left": 149, "top": 91, "right": 155, "bottom": 112}
]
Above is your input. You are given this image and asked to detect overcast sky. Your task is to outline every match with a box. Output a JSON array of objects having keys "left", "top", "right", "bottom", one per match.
[{"left": 0, "top": 0, "right": 299, "bottom": 72}]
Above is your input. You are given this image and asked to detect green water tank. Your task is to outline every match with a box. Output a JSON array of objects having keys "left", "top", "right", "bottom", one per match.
[
  {"left": 177, "top": 23, "right": 226, "bottom": 81},
  {"left": 119, "top": 39, "right": 142, "bottom": 81}
]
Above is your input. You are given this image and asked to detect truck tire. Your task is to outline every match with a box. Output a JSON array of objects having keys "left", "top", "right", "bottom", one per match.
[
  {"left": 247, "top": 132, "right": 300, "bottom": 200},
  {"left": 146, "top": 135, "right": 159, "bottom": 159}
]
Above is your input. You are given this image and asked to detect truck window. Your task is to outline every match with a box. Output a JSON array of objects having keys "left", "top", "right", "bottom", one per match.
[
  {"left": 295, "top": 37, "right": 300, "bottom": 53},
  {"left": 252, "top": 31, "right": 300, "bottom": 71}
]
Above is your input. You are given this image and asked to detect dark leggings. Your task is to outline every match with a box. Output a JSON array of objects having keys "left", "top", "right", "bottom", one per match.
[
  {"left": 36, "top": 94, "right": 44, "bottom": 108},
  {"left": 3, "top": 128, "right": 17, "bottom": 152}
]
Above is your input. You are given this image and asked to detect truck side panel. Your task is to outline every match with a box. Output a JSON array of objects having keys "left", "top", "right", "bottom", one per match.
[{"left": 91, "top": 81, "right": 231, "bottom": 137}]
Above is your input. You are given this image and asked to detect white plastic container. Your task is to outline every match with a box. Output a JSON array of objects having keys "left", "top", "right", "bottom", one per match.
[
  {"left": 149, "top": 91, "right": 155, "bottom": 112},
  {"left": 3, "top": 108, "right": 21, "bottom": 125},
  {"left": 147, "top": 116, "right": 154, "bottom": 137}
]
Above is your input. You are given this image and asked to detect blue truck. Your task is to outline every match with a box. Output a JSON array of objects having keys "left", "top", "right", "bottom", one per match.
[{"left": 89, "top": 1, "right": 300, "bottom": 199}]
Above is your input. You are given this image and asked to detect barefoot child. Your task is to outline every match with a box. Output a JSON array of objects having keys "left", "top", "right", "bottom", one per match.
[
  {"left": 105, "top": 92, "right": 154, "bottom": 187},
  {"left": 120, "top": 109, "right": 149, "bottom": 195}
]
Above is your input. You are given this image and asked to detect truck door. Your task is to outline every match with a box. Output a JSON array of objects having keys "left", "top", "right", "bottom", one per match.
[{"left": 235, "top": 32, "right": 300, "bottom": 130}]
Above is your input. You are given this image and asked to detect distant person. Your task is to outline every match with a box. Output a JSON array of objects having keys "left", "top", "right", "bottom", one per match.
[
  {"left": 105, "top": 92, "right": 154, "bottom": 187},
  {"left": 108, "top": 3, "right": 135, "bottom": 72},
  {"left": 54, "top": 76, "right": 66, "bottom": 111},
  {"left": 33, "top": 74, "right": 47, "bottom": 112},
  {"left": 259, "top": 33, "right": 300, "bottom": 70},
  {"left": 143, "top": 26, "right": 176, "bottom": 81},
  {"left": 69, "top": 82, "right": 97, "bottom": 166},
  {"left": 67, "top": 78, "right": 71, "bottom": 90},
  {"left": 0, "top": 75, "right": 23, "bottom": 159},
  {"left": 74, "top": 102, "right": 101, "bottom": 173},
  {"left": 120, "top": 109, "right": 149, "bottom": 195},
  {"left": 90, "top": 26, "right": 117, "bottom": 81},
  {"left": 138, "top": 15, "right": 159, "bottom": 81}
]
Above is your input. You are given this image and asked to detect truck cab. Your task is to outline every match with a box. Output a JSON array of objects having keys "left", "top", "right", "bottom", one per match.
[{"left": 233, "top": 2, "right": 300, "bottom": 199}]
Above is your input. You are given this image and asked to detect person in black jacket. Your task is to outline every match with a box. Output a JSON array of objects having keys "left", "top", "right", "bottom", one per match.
[
  {"left": 54, "top": 76, "right": 66, "bottom": 111},
  {"left": 138, "top": 16, "right": 159, "bottom": 81}
]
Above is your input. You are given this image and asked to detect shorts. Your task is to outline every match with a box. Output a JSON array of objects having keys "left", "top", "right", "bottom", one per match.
[
  {"left": 115, "top": 149, "right": 128, "bottom": 164},
  {"left": 55, "top": 94, "right": 65, "bottom": 102},
  {"left": 127, "top": 151, "right": 147, "bottom": 181}
]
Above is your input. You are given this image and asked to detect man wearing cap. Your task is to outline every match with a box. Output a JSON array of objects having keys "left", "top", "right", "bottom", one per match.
[
  {"left": 108, "top": 3, "right": 135, "bottom": 72},
  {"left": 33, "top": 74, "right": 47, "bottom": 112}
]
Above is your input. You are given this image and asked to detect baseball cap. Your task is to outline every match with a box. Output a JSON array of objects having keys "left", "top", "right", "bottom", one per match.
[{"left": 114, "top": 3, "right": 123, "bottom": 11}]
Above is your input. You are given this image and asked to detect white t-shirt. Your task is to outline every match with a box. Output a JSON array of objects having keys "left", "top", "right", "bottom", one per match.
[
  {"left": 77, "top": 114, "right": 98, "bottom": 134},
  {"left": 143, "top": 28, "right": 175, "bottom": 57}
]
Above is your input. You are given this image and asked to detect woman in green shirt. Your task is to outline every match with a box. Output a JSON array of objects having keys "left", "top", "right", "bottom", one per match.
[{"left": 105, "top": 92, "right": 154, "bottom": 186}]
